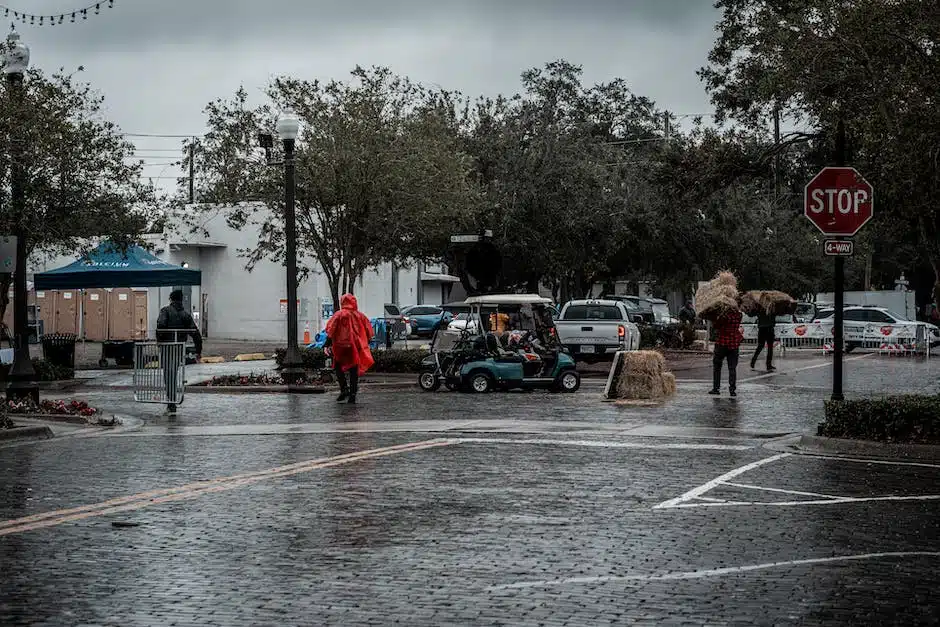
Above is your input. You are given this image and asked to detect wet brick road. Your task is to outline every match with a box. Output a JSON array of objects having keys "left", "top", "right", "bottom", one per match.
[{"left": 1, "top": 355, "right": 939, "bottom": 625}]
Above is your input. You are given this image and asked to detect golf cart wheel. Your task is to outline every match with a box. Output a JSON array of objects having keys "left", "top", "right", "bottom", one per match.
[
  {"left": 418, "top": 372, "right": 441, "bottom": 392},
  {"left": 469, "top": 372, "right": 493, "bottom": 393},
  {"left": 556, "top": 370, "right": 581, "bottom": 393}
]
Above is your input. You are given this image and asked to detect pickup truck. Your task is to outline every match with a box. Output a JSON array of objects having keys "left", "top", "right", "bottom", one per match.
[{"left": 555, "top": 299, "right": 641, "bottom": 362}]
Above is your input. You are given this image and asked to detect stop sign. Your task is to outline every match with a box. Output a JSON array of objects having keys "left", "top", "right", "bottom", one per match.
[{"left": 804, "top": 167, "right": 874, "bottom": 236}]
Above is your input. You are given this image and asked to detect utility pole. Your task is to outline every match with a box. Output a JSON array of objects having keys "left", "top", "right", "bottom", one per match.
[
  {"left": 773, "top": 107, "right": 781, "bottom": 199},
  {"left": 188, "top": 138, "right": 195, "bottom": 204}
]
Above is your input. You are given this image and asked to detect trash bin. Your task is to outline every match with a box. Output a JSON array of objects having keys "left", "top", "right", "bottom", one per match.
[{"left": 41, "top": 333, "right": 77, "bottom": 369}]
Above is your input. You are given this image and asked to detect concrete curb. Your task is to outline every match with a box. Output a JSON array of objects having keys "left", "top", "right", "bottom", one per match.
[
  {"left": 764, "top": 433, "right": 940, "bottom": 461},
  {"left": 0, "top": 425, "right": 55, "bottom": 443},
  {"left": 186, "top": 385, "right": 326, "bottom": 394}
]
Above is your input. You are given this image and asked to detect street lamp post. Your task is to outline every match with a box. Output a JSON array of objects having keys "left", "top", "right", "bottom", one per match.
[
  {"left": 276, "top": 111, "right": 303, "bottom": 384},
  {"left": 3, "top": 29, "right": 38, "bottom": 403}
]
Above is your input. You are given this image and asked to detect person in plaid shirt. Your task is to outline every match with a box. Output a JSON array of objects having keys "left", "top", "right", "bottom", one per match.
[{"left": 710, "top": 308, "right": 744, "bottom": 397}]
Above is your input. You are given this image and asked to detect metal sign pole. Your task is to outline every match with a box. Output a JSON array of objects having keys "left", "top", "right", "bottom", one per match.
[{"left": 831, "top": 119, "right": 847, "bottom": 402}]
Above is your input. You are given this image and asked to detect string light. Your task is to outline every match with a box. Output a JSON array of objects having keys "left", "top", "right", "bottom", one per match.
[{"left": 0, "top": 0, "right": 115, "bottom": 26}]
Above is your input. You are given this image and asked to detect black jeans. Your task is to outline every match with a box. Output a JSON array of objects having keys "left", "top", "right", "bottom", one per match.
[
  {"left": 713, "top": 345, "right": 739, "bottom": 392},
  {"left": 751, "top": 327, "right": 775, "bottom": 368}
]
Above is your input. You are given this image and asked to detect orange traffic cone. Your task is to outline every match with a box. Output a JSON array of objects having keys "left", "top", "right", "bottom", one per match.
[{"left": 303, "top": 322, "right": 311, "bottom": 345}]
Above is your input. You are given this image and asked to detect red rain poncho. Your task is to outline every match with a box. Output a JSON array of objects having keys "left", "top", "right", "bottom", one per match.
[{"left": 326, "top": 294, "right": 375, "bottom": 375}]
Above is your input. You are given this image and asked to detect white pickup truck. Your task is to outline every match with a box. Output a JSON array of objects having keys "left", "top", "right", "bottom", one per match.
[{"left": 555, "top": 299, "right": 641, "bottom": 362}]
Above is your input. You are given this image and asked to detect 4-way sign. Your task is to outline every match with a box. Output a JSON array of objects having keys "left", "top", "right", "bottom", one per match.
[
  {"left": 824, "top": 240, "right": 854, "bottom": 256},
  {"left": 804, "top": 167, "right": 874, "bottom": 237}
]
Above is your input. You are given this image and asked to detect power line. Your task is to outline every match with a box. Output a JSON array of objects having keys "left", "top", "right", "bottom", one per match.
[
  {"left": 0, "top": 0, "right": 115, "bottom": 26},
  {"left": 122, "top": 132, "right": 200, "bottom": 139}
]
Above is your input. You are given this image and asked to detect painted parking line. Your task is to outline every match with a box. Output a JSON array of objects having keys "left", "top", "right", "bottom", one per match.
[
  {"left": 0, "top": 440, "right": 453, "bottom": 537},
  {"left": 490, "top": 551, "right": 940, "bottom": 590},
  {"left": 654, "top": 452, "right": 940, "bottom": 509},
  {"left": 454, "top": 437, "right": 752, "bottom": 451}
]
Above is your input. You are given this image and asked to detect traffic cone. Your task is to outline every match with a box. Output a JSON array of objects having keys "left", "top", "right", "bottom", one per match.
[{"left": 303, "top": 322, "right": 311, "bottom": 345}]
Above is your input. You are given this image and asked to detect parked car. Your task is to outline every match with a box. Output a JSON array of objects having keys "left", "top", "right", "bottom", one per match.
[
  {"left": 555, "top": 299, "right": 640, "bottom": 362},
  {"left": 401, "top": 305, "right": 453, "bottom": 337},
  {"left": 448, "top": 312, "right": 482, "bottom": 334},
  {"left": 810, "top": 305, "right": 940, "bottom": 350},
  {"left": 600, "top": 295, "right": 678, "bottom": 325}
]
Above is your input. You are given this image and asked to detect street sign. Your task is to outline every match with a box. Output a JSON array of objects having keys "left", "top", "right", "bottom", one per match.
[
  {"left": 804, "top": 167, "right": 874, "bottom": 236},
  {"left": 824, "top": 240, "right": 854, "bottom": 256}
]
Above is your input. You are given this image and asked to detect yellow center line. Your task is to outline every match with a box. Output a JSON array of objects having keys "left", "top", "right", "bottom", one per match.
[{"left": 0, "top": 439, "right": 454, "bottom": 537}]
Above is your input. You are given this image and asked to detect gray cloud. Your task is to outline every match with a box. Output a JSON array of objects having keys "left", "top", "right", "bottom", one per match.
[{"left": 5, "top": 0, "right": 720, "bottom": 185}]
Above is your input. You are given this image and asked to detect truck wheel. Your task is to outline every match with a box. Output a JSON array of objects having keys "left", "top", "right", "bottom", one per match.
[
  {"left": 418, "top": 372, "right": 440, "bottom": 392},
  {"left": 469, "top": 372, "right": 493, "bottom": 393},
  {"left": 556, "top": 370, "right": 581, "bottom": 393}
]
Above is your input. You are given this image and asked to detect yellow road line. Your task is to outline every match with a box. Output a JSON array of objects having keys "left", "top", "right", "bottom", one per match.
[{"left": 0, "top": 439, "right": 453, "bottom": 537}]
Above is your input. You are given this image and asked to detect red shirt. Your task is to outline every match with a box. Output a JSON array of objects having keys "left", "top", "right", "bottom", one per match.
[{"left": 714, "top": 310, "right": 744, "bottom": 349}]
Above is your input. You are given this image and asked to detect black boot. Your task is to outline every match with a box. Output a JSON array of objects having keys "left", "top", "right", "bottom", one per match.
[
  {"left": 348, "top": 369, "right": 359, "bottom": 404},
  {"left": 335, "top": 367, "right": 349, "bottom": 402}
]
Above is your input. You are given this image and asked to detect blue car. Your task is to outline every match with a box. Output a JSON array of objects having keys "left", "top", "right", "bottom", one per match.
[{"left": 401, "top": 305, "right": 452, "bottom": 337}]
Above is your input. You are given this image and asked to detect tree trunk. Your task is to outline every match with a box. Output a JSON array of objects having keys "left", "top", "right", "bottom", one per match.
[
  {"left": 0, "top": 272, "right": 10, "bottom": 328},
  {"left": 931, "top": 256, "right": 940, "bottom": 307}
]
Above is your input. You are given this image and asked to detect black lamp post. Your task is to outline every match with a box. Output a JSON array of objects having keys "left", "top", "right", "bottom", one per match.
[
  {"left": 275, "top": 112, "right": 303, "bottom": 384},
  {"left": 3, "top": 29, "right": 38, "bottom": 403}
]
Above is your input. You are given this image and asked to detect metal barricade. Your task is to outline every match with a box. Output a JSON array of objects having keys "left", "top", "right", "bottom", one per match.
[{"left": 134, "top": 341, "right": 186, "bottom": 404}]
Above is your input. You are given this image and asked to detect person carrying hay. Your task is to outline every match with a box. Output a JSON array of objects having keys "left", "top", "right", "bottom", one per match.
[
  {"left": 750, "top": 309, "right": 777, "bottom": 372},
  {"left": 709, "top": 306, "right": 743, "bottom": 397}
]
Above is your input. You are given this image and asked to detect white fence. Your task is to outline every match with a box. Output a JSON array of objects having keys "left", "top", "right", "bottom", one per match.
[{"left": 740, "top": 321, "right": 934, "bottom": 356}]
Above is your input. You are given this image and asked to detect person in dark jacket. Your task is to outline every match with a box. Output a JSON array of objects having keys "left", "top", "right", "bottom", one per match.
[
  {"left": 750, "top": 310, "right": 776, "bottom": 372},
  {"left": 156, "top": 290, "right": 202, "bottom": 413},
  {"left": 678, "top": 301, "right": 696, "bottom": 325}
]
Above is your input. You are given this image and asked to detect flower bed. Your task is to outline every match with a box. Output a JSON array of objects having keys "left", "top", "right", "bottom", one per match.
[
  {"left": 7, "top": 398, "right": 100, "bottom": 417},
  {"left": 200, "top": 371, "right": 328, "bottom": 387}
]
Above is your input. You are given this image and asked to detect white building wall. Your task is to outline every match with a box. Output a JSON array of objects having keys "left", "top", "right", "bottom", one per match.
[{"left": 28, "top": 204, "right": 454, "bottom": 342}]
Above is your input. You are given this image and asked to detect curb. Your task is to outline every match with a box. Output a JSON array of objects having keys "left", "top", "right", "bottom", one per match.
[
  {"left": 186, "top": 385, "right": 326, "bottom": 394},
  {"left": 763, "top": 434, "right": 940, "bottom": 461},
  {"left": 0, "top": 425, "right": 55, "bottom": 444}
]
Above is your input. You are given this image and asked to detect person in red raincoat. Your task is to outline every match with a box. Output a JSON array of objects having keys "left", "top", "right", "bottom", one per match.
[{"left": 325, "top": 294, "right": 374, "bottom": 403}]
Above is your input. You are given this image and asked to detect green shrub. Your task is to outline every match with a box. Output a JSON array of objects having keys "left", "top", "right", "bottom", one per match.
[
  {"left": 276, "top": 347, "right": 428, "bottom": 373},
  {"left": 274, "top": 347, "right": 326, "bottom": 370},
  {"left": 371, "top": 349, "right": 429, "bottom": 373},
  {"left": 0, "top": 359, "right": 74, "bottom": 382},
  {"left": 819, "top": 395, "right": 940, "bottom": 444}
]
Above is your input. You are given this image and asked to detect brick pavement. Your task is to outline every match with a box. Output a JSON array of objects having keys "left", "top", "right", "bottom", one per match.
[{"left": 1, "top": 355, "right": 939, "bottom": 625}]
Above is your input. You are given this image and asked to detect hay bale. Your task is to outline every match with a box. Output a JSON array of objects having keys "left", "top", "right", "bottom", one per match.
[
  {"left": 758, "top": 290, "right": 797, "bottom": 316},
  {"left": 695, "top": 271, "right": 741, "bottom": 321},
  {"left": 661, "top": 372, "right": 677, "bottom": 396},
  {"left": 610, "top": 350, "right": 677, "bottom": 401},
  {"left": 740, "top": 291, "right": 762, "bottom": 317}
]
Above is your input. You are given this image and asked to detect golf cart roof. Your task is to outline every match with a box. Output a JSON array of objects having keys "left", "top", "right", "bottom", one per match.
[{"left": 464, "top": 294, "right": 553, "bottom": 306}]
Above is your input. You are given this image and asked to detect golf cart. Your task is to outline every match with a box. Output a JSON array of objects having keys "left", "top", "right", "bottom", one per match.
[{"left": 417, "top": 294, "right": 580, "bottom": 393}]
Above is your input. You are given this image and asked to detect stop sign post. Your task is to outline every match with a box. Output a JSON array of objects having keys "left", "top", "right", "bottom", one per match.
[{"left": 804, "top": 166, "right": 874, "bottom": 401}]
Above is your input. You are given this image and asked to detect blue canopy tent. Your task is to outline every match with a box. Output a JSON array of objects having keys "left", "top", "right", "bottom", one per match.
[
  {"left": 33, "top": 242, "right": 202, "bottom": 367},
  {"left": 34, "top": 242, "right": 201, "bottom": 290}
]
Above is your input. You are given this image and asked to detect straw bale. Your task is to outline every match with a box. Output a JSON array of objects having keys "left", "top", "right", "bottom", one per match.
[
  {"left": 622, "top": 350, "right": 665, "bottom": 376},
  {"left": 660, "top": 372, "right": 677, "bottom": 396},
  {"left": 758, "top": 290, "right": 797, "bottom": 316},
  {"left": 611, "top": 351, "right": 677, "bottom": 401},
  {"left": 740, "top": 291, "right": 762, "bottom": 317},
  {"left": 695, "top": 271, "right": 741, "bottom": 320}
]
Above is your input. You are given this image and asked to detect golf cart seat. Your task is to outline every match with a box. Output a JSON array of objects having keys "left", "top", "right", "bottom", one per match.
[{"left": 485, "top": 333, "right": 521, "bottom": 362}]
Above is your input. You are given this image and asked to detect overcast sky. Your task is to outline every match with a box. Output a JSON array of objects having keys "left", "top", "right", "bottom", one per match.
[{"left": 9, "top": 0, "right": 722, "bottom": 186}]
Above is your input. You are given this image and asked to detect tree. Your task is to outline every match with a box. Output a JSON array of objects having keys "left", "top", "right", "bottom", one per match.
[
  {"left": 461, "top": 60, "right": 667, "bottom": 299},
  {"left": 0, "top": 68, "right": 156, "bottom": 322},
  {"left": 180, "top": 67, "right": 479, "bottom": 309},
  {"left": 700, "top": 0, "right": 940, "bottom": 303}
]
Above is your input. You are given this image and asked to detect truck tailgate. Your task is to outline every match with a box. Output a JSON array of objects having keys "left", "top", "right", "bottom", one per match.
[{"left": 556, "top": 322, "right": 621, "bottom": 345}]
